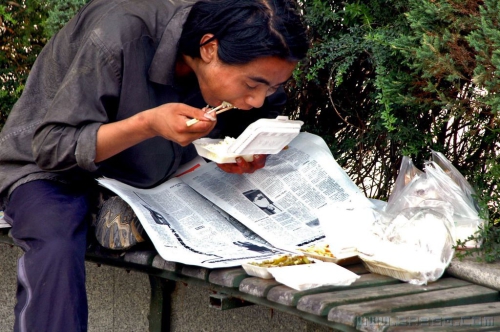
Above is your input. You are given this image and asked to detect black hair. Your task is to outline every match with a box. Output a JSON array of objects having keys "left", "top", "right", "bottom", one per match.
[{"left": 178, "top": 0, "right": 309, "bottom": 64}]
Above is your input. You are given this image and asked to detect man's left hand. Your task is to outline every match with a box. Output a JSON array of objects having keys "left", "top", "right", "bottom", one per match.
[{"left": 217, "top": 154, "right": 268, "bottom": 174}]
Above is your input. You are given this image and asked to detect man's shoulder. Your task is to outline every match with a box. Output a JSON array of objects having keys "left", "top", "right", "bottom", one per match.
[{"left": 66, "top": 0, "right": 193, "bottom": 44}]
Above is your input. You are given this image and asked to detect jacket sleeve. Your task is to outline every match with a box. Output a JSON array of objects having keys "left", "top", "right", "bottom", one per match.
[{"left": 32, "top": 32, "right": 121, "bottom": 172}]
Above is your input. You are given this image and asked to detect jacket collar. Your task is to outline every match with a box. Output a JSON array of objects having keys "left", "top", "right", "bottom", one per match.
[{"left": 148, "top": 4, "right": 193, "bottom": 85}]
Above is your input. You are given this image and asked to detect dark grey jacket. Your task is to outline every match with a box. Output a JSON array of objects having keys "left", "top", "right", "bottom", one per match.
[{"left": 0, "top": 0, "right": 283, "bottom": 209}]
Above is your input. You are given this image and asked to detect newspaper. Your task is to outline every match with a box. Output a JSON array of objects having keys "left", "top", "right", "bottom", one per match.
[
  {"left": 98, "top": 132, "right": 372, "bottom": 268},
  {"left": 0, "top": 211, "right": 10, "bottom": 228}
]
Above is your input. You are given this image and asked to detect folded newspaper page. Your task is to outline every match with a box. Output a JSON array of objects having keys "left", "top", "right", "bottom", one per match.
[
  {"left": 98, "top": 132, "right": 371, "bottom": 268},
  {"left": 0, "top": 211, "right": 9, "bottom": 228}
]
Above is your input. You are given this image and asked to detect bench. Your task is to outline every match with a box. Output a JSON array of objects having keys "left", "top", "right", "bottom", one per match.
[{"left": 1, "top": 226, "right": 500, "bottom": 332}]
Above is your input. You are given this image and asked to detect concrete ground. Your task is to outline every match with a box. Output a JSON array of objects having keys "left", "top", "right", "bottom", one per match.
[{"left": 0, "top": 243, "right": 336, "bottom": 332}]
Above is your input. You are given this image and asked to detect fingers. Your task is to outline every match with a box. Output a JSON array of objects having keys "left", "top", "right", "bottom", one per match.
[
  {"left": 252, "top": 154, "right": 268, "bottom": 170},
  {"left": 235, "top": 157, "right": 252, "bottom": 173},
  {"left": 216, "top": 154, "right": 268, "bottom": 174},
  {"left": 148, "top": 103, "right": 216, "bottom": 146},
  {"left": 216, "top": 163, "right": 243, "bottom": 174},
  {"left": 185, "top": 107, "right": 216, "bottom": 126}
]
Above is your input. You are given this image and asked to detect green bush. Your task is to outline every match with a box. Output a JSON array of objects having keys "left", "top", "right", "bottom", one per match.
[
  {"left": 0, "top": 0, "right": 85, "bottom": 129},
  {"left": 42, "top": 0, "right": 87, "bottom": 38},
  {"left": 0, "top": 0, "right": 48, "bottom": 129}
]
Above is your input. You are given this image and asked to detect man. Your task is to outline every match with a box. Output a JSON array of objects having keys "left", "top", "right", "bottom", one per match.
[
  {"left": 0, "top": 0, "right": 308, "bottom": 330},
  {"left": 253, "top": 192, "right": 278, "bottom": 214}
]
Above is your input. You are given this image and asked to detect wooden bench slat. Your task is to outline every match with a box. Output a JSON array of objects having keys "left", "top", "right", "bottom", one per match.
[
  {"left": 297, "top": 277, "right": 470, "bottom": 316},
  {"left": 328, "top": 284, "right": 500, "bottom": 327},
  {"left": 123, "top": 250, "right": 156, "bottom": 266},
  {"left": 152, "top": 255, "right": 180, "bottom": 272},
  {"left": 238, "top": 277, "right": 282, "bottom": 297},
  {"left": 358, "top": 302, "right": 500, "bottom": 332},
  {"left": 208, "top": 267, "right": 249, "bottom": 288},
  {"left": 266, "top": 273, "right": 400, "bottom": 307},
  {"left": 180, "top": 265, "right": 210, "bottom": 280}
]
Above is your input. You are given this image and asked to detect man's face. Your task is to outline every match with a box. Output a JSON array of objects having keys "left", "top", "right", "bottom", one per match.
[{"left": 195, "top": 40, "right": 297, "bottom": 110}]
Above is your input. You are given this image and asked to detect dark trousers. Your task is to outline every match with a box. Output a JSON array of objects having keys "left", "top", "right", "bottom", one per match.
[{"left": 5, "top": 180, "right": 93, "bottom": 332}]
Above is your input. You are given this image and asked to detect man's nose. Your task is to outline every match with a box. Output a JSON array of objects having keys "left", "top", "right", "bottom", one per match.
[{"left": 244, "top": 89, "right": 267, "bottom": 109}]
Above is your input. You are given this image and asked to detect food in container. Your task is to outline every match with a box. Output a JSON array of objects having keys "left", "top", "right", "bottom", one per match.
[
  {"left": 194, "top": 137, "right": 255, "bottom": 163},
  {"left": 298, "top": 243, "right": 360, "bottom": 265},
  {"left": 193, "top": 116, "right": 303, "bottom": 163},
  {"left": 298, "top": 243, "right": 335, "bottom": 259},
  {"left": 241, "top": 254, "right": 315, "bottom": 279}
]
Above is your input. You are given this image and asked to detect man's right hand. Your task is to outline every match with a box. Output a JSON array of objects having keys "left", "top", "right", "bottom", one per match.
[{"left": 147, "top": 103, "right": 217, "bottom": 146}]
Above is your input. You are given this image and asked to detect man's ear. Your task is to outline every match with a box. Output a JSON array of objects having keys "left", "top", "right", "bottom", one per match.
[{"left": 199, "top": 34, "right": 218, "bottom": 63}]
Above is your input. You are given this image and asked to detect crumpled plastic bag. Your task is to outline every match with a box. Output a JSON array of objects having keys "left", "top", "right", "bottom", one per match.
[
  {"left": 358, "top": 201, "right": 455, "bottom": 285},
  {"left": 358, "top": 152, "right": 483, "bottom": 285},
  {"left": 385, "top": 152, "right": 483, "bottom": 247},
  {"left": 387, "top": 156, "right": 423, "bottom": 206},
  {"left": 431, "top": 150, "right": 478, "bottom": 209}
]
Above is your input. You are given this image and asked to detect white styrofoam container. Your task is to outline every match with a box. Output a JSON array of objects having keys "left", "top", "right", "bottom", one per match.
[
  {"left": 192, "top": 138, "right": 254, "bottom": 164},
  {"left": 241, "top": 255, "right": 320, "bottom": 279},
  {"left": 241, "top": 262, "right": 275, "bottom": 279},
  {"left": 268, "top": 262, "right": 360, "bottom": 290},
  {"left": 193, "top": 116, "right": 303, "bottom": 163}
]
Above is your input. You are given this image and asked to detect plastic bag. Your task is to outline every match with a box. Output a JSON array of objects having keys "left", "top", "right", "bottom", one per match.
[
  {"left": 358, "top": 152, "right": 483, "bottom": 285},
  {"left": 431, "top": 150, "right": 477, "bottom": 208},
  {"left": 385, "top": 157, "right": 483, "bottom": 247},
  {"left": 387, "top": 156, "right": 423, "bottom": 206},
  {"left": 358, "top": 201, "right": 455, "bottom": 285}
]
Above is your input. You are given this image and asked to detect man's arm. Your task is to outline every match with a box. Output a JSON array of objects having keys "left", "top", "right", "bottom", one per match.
[{"left": 95, "top": 103, "right": 215, "bottom": 163}]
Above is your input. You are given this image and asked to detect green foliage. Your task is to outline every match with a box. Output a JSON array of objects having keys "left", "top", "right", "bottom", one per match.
[
  {"left": 289, "top": 0, "right": 421, "bottom": 198},
  {"left": 42, "top": 0, "right": 87, "bottom": 38},
  {"left": 0, "top": 0, "right": 48, "bottom": 129},
  {"left": 455, "top": 158, "right": 500, "bottom": 262},
  {"left": 467, "top": 0, "right": 500, "bottom": 111},
  {"left": 455, "top": 222, "right": 500, "bottom": 263},
  {"left": 0, "top": 0, "right": 87, "bottom": 130}
]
